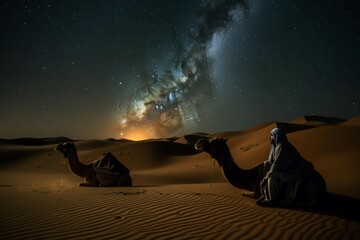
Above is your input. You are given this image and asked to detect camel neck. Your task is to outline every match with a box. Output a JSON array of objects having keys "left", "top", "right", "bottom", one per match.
[
  {"left": 67, "top": 147, "right": 90, "bottom": 178},
  {"left": 218, "top": 146, "right": 259, "bottom": 191}
]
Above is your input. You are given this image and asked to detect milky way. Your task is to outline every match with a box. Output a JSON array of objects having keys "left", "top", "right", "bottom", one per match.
[{"left": 118, "top": 0, "right": 247, "bottom": 139}]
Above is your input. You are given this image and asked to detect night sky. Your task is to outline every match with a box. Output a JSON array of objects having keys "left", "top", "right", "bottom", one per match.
[{"left": 1, "top": 0, "right": 359, "bottom": 140}]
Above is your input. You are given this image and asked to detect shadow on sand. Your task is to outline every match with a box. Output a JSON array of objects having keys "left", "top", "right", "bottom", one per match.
[{"left": 285, "top": 193, "right": 360, "bottom": 222}]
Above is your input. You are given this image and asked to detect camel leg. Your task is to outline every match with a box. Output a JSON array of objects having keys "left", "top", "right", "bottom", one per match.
[
  {"left": 117, "top": 174, "right": 132, "bottom": 187},
  {"left": 81, "top": 173, "right": 99, "bottom": 187},
  {"left": 79, "top": 182, "right": 97, "bottom": 187},
  {"left": 242, "top": 191, "right": 257, "bottom": 198}
]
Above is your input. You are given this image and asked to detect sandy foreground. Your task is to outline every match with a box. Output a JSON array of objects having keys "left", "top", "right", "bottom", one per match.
[{"left": 0, "top": 116, "right": 359, "bottom": 239}]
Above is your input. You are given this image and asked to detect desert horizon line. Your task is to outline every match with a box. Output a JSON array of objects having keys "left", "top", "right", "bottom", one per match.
[{"left": 1, "top": 114, "right": 358, "bottom": 142}]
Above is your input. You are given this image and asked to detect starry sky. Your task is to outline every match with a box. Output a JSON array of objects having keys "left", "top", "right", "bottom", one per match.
[{"left": 1, "top": 0, "right": 359, "bottom": 140}]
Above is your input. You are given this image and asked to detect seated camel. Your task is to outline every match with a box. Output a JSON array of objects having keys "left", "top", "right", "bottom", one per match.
[
  {"left": 195, "top": 138, "right": 327, "bottom": 207},
  {"left": 56, "top": 142, "right": 132, "bottom": 187}
]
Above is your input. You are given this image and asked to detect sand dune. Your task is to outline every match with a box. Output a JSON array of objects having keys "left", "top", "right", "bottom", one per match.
[
  {"left": 341, "top": 115, "right": 360, "bottom": 126},
  {"left": 0, "top": 115, "right": 359, "bottom": 239}
]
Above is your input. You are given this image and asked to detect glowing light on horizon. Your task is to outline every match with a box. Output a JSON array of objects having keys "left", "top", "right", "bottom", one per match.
[{"left": 121, "top": 128, "right": 150, "bottom": 141}]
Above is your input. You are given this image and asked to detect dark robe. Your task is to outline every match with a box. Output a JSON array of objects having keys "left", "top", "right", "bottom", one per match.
[{"left": 261, "top": 128, "right": 307, "bottom": 204}]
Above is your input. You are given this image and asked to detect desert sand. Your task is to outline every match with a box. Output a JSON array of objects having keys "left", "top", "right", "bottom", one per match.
[{"left": 0, "top": 115, "right": 359, "bottom": 239}]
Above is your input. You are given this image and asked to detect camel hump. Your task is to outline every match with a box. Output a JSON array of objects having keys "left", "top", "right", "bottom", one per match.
[{"left": 93, "top": 152, "right": 130, "bottom": 175}]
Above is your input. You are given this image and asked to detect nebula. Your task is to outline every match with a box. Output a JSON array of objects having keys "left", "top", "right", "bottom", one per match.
[{"left": 118, "top": 0, "right": 247, "bottom": 139}]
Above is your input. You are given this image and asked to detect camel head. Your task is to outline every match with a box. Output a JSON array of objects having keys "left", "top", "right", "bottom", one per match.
[
  {"left": 195, "top": 138, "right": 229, "bottom": 167},
  {"left": 55, "top": 142, "right": 76, "bottom": 158}
]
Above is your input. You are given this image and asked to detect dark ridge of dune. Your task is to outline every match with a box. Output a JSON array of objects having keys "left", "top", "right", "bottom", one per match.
[
  {"left": 304, "top": 115, "right": 347, "bottom": 125},
  {"left": 106, "top": 138, "right": 165, "bottom": 143},
  {"left": 0, "top": 148, "right": 39, "bottom": 165},
  {"left": 212, "top": 122, "right": 275, "bottom": 138},
  {"left": 291, "top": 116, "right": 347, "bottom": 126},
  {"left": 126, "top": 140, "right": 199, "bottom": 157},
  {"left": 182, "top": 133, "right": 210, "bottom": 145},
  {"left": 72, "top": 139, "right": 119, "bottom": 149},
  {"left": 105, "top": 138, "right": 134, "bottom": 143},
  {"left": 276, "top": 122, "right": 315, "bottom": 134},
  {"left": 341, "top": 115, "right": 360, "bottom": 126},
  {"left": 192, "top": 132, "right": 210, "bottom": 136},
  {"left": 166, "top": 136, "right": 180, "bottom": 142},
  {"left": 41, "top": 137, "right": 75, "bottom": 144},
  {"left": 0, "top": 137, "right": 74, "bottom": 146},
  {"left": 211, "top": 130, "right": 244, "bottom": 138},
  {"left": 0, "top": 144, "right": 61, "bottom": 168}
]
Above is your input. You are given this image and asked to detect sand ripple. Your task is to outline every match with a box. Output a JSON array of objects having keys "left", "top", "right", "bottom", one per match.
[{"left": 0, "top": 184, "right": 359, "bottom": 240}]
